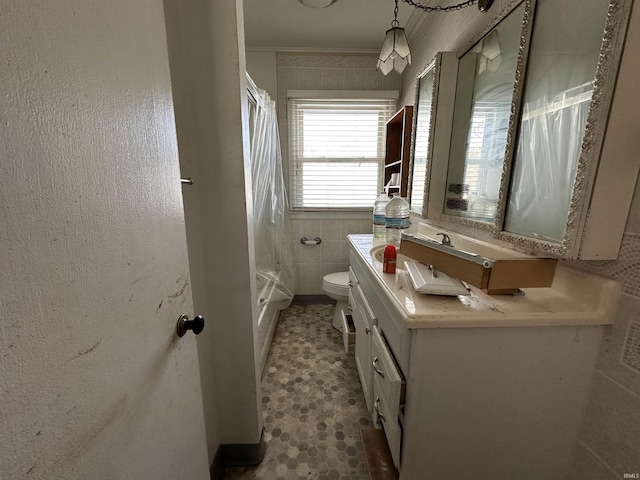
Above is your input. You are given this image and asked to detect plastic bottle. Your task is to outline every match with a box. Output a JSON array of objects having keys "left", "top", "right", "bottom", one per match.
[
  {"left": 385, "top": 194, "right": 410, "bottom": 247},
  {"left": 383, "top": 245, "right": 397, "bottom": 273},
  {"left": 373, "top": 192, "right": 391, "bottom": 238}
]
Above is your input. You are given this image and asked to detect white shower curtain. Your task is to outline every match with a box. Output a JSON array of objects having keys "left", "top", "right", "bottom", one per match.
[
  {"left": 248, "top": 77, "right": 296, "bottom": 310},
  {"left": 505, "top": 82, "right": 593, "bottom": 242}
]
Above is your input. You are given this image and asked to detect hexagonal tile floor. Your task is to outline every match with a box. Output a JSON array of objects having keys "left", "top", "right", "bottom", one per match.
[{"left": 222, "top": 303, "right": 372, "bottom": 480}]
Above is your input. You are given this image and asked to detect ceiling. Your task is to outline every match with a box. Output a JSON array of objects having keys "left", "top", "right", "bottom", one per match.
[{"left": 242, "top": 0, "right": 423, "bottom": 51}]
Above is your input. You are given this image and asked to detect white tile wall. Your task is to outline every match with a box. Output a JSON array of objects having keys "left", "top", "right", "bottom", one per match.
[
  {"left": 292, "top": 217, "right": 371, "bottom": 295},
  {"left": 567, "top": 442, "right": 618, "bottom": 480},
  {"left": 595, "top": 295, "right": 640, "bottom": 398},
  {"left": 579, "top": 372, "right": 640, "bottom": 477},
  {"left": 276, "top": 53, "right": 402, "bottom": 295}
]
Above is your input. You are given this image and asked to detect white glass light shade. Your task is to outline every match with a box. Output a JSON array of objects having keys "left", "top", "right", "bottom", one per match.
[
  {"left": 298, "top": 0, "right": 339, "bottom": 7},
  {"left": 377, "top": 27, "right": 411, "bottom": 75}
]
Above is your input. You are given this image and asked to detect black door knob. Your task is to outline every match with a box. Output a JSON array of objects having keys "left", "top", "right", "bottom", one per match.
[{"left": 176, "top": 314, "right": 205, "bottom": 337}]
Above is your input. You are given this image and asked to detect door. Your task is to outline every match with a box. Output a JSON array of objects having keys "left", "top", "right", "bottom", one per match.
[{"left": 0, "top": 1, "right": 210, "bottom": 479}]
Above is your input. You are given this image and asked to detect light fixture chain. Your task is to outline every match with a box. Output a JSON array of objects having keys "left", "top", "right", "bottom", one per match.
[
  {"left": 392, "top": 0, "right": 400, "bottom": 26},
  {"left": 400, "top": 0, "right": 479, "bottom": 13}
]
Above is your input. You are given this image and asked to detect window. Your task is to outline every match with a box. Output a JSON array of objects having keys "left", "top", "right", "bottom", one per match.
[
  {"left": 288, "top": 91, "right": 397, "bottom": 210},
  {"left": 460, "top": 100, "right": 511, "bottom": 220}
]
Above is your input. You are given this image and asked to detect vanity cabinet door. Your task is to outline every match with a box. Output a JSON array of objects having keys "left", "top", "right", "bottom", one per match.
[
  {"left": 372, "top": 325, "right": 405, "bottom": 468},
  {"left": 371, "top": 325, "right": 405, "bottom": 408},
  {"left": 351, "top": 282, "right": 376, "bottom": 415},
  {"left": 373, "top": 390, "right": 403, "bottom": 470}
]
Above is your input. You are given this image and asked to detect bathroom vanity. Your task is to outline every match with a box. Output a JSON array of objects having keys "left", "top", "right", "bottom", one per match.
[{"left": 348, "top": 233, "right": 620, "bottom": 480}]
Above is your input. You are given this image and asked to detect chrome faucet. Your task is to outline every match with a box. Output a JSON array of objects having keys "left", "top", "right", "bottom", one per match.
[{"left": 436, "top": 233, "right": 453, "bottom": 247}]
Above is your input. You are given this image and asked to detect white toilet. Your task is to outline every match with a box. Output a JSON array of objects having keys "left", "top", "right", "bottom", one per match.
[{"left": 322, "top": 271, "right": 350, "bottom": 330}]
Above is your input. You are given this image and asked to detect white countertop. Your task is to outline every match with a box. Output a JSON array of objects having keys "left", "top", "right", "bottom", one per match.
[{"left": 349, "top": 234, "right": 621, "bottom": 329}]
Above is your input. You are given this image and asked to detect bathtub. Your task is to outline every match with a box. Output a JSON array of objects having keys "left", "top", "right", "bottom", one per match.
[{"left": 255, "top": 271, "right": 292, "bottom": 375}]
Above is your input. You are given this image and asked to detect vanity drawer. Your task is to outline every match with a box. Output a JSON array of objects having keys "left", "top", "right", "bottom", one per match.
[
  {"left": 348, "top": 266, "right": 357, "bottom": 316},
  {"left": 371, "top": 325, "right": 405, "bottom": 408},
  {"left": 349, "top": 266, "right": 358, "bottom": 287},
  {"left": 352, "top": 255, "right": 411, "bottom": 373},
  {"left": 348, "top": 288, "right": 356, "bottom": 316},
  {"left": 372, "top": 325, "right": 404, "bottom": 469},
  {"left": 351, "top": 282, "right": 377, "bottom": 414},
  {"left": 340, "top": 309, "right": 355, "bottom": 354},
  {"left": 355, "top": 284, "right": 375, "bottom": 328},
  {"left": 349, "top": 288, "right": 364, "bottom": 336},
  {"left": 373, "top": 385, "right": 402, "bottom": 469}
]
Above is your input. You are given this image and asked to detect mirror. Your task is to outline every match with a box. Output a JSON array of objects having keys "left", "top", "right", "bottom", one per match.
[
  {"left": 444, "top": 1, "right": 527, "bottom": 224},
  {"left": 501, "top": 0, "right": 611, "bottom": 243},
  {"left": 409, "top": 64, "right": 435, "bottom": 216},
  {"left": 409, "top": 52, "right": 458, "bottom": 218},
  {"left": 421, "top": 0, "right": 633, "bottom": 259}
]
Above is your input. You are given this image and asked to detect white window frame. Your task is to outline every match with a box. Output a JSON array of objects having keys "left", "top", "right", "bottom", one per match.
[{"left": 287, "top": 90, "right": 398, "bottom": 212}]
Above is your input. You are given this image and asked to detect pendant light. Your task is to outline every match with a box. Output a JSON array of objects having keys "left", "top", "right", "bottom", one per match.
[
  {"left": 298, "top": 0, "right": 339, "bottom": 8},
  {"left": 378, "top": 0, "right": 495, "bottom": 75},
  {"left": 377, "top": 0, "right": 411, "bottom": 75}
]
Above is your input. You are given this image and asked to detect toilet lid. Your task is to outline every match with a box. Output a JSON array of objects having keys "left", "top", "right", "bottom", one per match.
[{"left": 323, "top": 271, "right": 349, "bottom": 287}]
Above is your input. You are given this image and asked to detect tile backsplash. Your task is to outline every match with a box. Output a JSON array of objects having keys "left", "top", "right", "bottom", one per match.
[
  {"left": 622, "top": 320, "right": 640, "bottom": 374},
  {"left": 573, "top": 233, "right": 640, "bottom": 299}
]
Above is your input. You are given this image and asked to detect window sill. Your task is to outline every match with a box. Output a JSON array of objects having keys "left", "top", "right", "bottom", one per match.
[{"left": 289, "top": 210, "right": 371, "bottom": 221}]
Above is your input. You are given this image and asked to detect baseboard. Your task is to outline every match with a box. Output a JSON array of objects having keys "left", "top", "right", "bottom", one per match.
[
  {"left": 218, "top": 428, "right": 266, "bottom": 467},
  {"left": 361, "top": 428, "right": 399, "bottom": 480},
  {"left": 291, "top": 294, "right": 335, "bottom": 305},
  {"left": 209, "top": 447, "right": 224, "bottom": 480}
]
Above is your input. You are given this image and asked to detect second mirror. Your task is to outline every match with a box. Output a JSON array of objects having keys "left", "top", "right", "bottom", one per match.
[{"left": 444, "top": 1, "right": 527, "bottom": 224}]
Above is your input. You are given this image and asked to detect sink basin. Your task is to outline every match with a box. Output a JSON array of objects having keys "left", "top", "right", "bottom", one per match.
[
  {"left": 398, "top": 223, "right": 557, "bottom": 294},
  {"left": 370, "top": 245, "right": 411, "bottom": 268},
  {"left": 407, "top": 224, "right": 528, "bottom": 263}
]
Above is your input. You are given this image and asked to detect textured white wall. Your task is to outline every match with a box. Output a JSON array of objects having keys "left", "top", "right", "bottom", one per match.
[
  {"left": 0, "top": 0, "right": 209, "bottom": 478},
  {"left": 246, "top": 51, "right": 279, "bottom": 102},
  {"left": 399, "top": 0, "right": 517, "bottom": 107},
  {"left": 164, "top": 0, "right": 264, "bottom": 455}
]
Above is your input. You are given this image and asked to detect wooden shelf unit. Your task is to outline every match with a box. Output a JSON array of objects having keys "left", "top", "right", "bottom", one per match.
[{"left": 383, "top": 105, "right": 413, "bottom": 198}]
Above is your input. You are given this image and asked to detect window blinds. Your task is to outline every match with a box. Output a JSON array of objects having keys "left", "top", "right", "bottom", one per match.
[
  {"left": 288, "top": 96, "right": 397, "bottom": 210},
  {"left": 462, "top": 100, "right": 511, "bottom": 217}
]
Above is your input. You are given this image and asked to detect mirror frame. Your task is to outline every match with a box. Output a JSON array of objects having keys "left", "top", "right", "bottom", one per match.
[
  {"left": 493, "top": 0, "right": 634, "bottom": 258},
  {"left": 408, "top": 52, "right": 458, "bottom": 218},
  {"left": 420, "top": 0, "right": 633, "bottom": 259},
  {"left": 408, "top": 57, "right": 437, "bottom": 217}
]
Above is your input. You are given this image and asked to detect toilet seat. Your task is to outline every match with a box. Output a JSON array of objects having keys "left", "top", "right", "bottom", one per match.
[{"left": 322, "top": 272, "right": 350, "bottom": 297}]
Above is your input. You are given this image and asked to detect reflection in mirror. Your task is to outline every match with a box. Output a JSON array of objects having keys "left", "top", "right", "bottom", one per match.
[
  {"left": 504, "top": 0, "right": 610, "bottom": 242},
  {"left": 410, "top": 66, "right": 436, "bottom": 216},
  {"left": 444, "top": 2, "right": 526, "bottom": 223}
]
